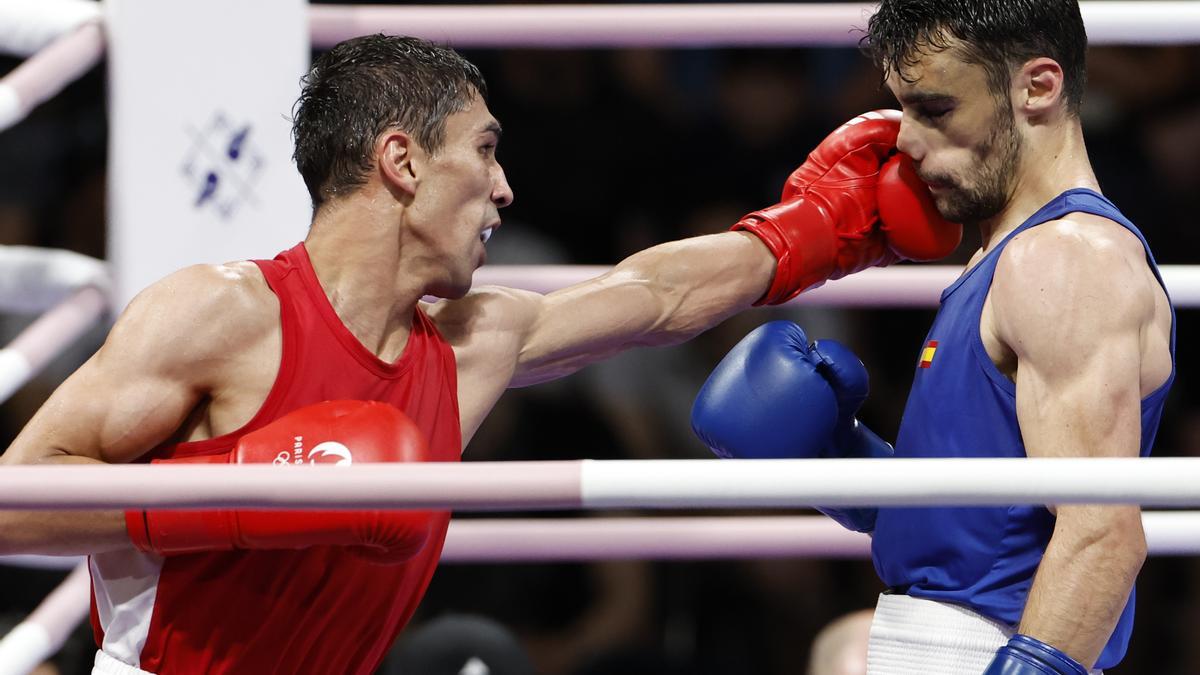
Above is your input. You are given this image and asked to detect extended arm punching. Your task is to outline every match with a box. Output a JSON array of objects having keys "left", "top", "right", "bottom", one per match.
[{"left": 509, "top": 111, "right": 960, "bottom": 388}]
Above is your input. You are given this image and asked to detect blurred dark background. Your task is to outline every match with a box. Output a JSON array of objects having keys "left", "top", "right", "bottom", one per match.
[{"left": 1, "top": 1, "right": 1198, "bottom": 673}]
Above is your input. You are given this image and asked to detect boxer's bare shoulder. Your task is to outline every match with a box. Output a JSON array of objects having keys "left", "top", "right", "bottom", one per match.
[
  {"left": 111, "top": 262, "right": 281, "bottom": 391},
  {"left": 3, "top": 263, "right": 282, "bottom": 466},
  {"left": 982, "top": 215, "right": 1171, "bottom": 395}
]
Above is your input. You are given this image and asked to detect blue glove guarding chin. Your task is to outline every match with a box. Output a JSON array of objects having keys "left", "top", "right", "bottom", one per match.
[{"left": 691, "top": 322, "right": 892, "bottom": 533}]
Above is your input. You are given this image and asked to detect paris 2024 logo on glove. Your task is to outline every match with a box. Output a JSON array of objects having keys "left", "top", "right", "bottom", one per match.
[{"left": 273, "top": 437, "right": 354, "bottom": 466}]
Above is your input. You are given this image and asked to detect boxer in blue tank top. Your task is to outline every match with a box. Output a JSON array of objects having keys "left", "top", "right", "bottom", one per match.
[
  {"left": 871, "top": 188, "right": 1174, "bottom": 672},
  {"left": 864, "top": 2, "right": 1175, "bottom": 670},
  {"left": 692, "top": 2, "right": 1175, "bottom": 673}
]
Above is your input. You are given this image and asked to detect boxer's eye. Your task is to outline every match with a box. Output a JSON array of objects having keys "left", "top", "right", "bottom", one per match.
[{"left": 918, "top": 103, "right": 953, "bottom": 122}]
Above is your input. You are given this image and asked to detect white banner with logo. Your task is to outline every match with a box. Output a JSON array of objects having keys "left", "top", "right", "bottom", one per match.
[{"left": 106, "top": 0, "right": 311, "bottom": 308}]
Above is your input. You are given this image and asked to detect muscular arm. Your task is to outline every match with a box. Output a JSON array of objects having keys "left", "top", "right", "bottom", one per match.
[
  {"left": 514, "top": 231, "right": 773, "bottom": 385},
  {"left": 991, "top": 220, "right": 1164, "bottom": 667},
  {"left": 0, "top": 264, "right": 271, "bottom": 555},
  {"left": 434, "top": 232, "right": 774, "bottom": 442}
]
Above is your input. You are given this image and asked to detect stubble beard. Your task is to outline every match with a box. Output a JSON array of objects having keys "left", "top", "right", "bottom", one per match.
[{"left": 933, "top": 103, "right": 1022, "bottom": 226}]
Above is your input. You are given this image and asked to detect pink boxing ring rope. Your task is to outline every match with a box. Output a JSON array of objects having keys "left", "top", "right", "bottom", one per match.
[{"left": 5, "top": 2, "right": 1200, "bottom": 132}]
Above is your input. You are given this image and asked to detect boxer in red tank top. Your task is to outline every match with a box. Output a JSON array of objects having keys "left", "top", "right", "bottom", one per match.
[
  {"left": 87, "top": 244, "right": 460, "bottom": 673},
  {"left": 0, "top": 35, "right": 954, "bottom": 674}
]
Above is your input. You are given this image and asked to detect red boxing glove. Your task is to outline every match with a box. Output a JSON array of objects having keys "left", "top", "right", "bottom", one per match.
[
  {"left": 877, "top": 153, "right": 962, "bottom": 261},
  {"left": 126, "top": 400, "right": 435, "bottom": 564},
  {"left": 733, "top": 110, "right": 901, "bottom": 305}
]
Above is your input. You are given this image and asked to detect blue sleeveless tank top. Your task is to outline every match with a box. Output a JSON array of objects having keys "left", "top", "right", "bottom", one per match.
[{"left": 870, "top": 189, "right": 1175, "bottom": 669}]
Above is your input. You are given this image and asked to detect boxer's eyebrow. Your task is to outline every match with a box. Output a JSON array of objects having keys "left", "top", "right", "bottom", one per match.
[
  {"left": 897, "top": 91, "right": 955, "bottom": 106},
  {"left": 481, "top": 121, "right": 503, "bottom": 139}
]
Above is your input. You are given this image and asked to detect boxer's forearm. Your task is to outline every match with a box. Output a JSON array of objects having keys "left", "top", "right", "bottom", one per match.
[
  {"left": 0, "top": 510, "right": 130, "bottom": 556},
  {"left": 510, "top": 232, "right": 775, "bottom": 386},
  {"left": 607, "top": 230, "right": 775, "bottom": 344},
  {"left": 1018, "top": 504, "right": 1146, "bottom": 667},
  {"left": 0, "top": 453, "right": 134, "bottom": 555}
]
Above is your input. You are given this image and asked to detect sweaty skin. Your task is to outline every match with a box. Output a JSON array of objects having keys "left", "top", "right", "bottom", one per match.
[
  {"left": 888, "top": 40, "right": 1172, "bottom": 667},
  {"left": 0, "top": 94, "right": 776, "bottom": 554}
]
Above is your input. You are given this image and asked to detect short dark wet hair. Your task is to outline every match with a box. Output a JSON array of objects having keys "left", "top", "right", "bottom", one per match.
[
  {"left": 863, "top": 0, "right": 1087, "bottom": 114},
  {"left": 291, "top": 34, "right": 488, "bottom": 210}
]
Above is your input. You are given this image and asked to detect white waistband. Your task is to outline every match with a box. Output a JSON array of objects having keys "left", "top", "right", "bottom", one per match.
[
  {"left": 867, "top": 594, "right": 1101, "bottom": 675},
  {"left": 93, "top": 650, "right": 156, "bottom": 675}
]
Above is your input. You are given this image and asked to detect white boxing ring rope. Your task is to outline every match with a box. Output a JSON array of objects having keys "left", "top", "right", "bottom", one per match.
[
  {"left": 1, "top": 261, "right": 1197, "bottom": 411},
  {"left": 9, "top": 510, "right": 1200, "bottom": 567},
  {"left": 3, "top": 510, "right": 1200, "bottom": 673},
  {"left": 0, "top": 1, "right": 102, "bottom": 58},
  {"left": 0, "top": 20, "right": 104, "bottom": 134},
  {"left": 0, "top": 285, "right": 107, "bottom": 405},
  {"left": 0, "top": 0, "right": 102, "bottom": 133},
  {"left": 4, "top": 458, "right": 1200, "bottom": 510},
  {"left": 476, "top": 264, "right": 1200, "bottom": 308},
  {"left": 0, "top": 563, "right": 89, "bottom": 675},
  {"left": 0, "top": 247, "right": 112, "bottom": 405},
  {"left": 0, "top": 247, "right": 109, "bottom": 314},
  {"left": 11, "top": 509, "right": 1200, "bottom": 567}
]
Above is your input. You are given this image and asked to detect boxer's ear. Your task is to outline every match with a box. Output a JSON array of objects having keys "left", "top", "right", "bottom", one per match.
[
  {"left": 376, "top": 130, "right": 417, "bottom": 197},
  {"left": 1014, "top": 57, "right": 1065, "bottom": 121}
]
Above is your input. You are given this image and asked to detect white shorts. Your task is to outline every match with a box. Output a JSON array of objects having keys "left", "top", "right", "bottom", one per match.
[
  {"left": 93, "top": 650, "right": 156, "bottom": 675},
  {"left": 867, "top": 593, "right": 1102, "bottom": 675}
]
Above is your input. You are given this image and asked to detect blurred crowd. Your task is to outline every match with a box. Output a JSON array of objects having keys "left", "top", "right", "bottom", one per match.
[{"left": 1, "top": 3, "right": 1199, "bottom": 673}]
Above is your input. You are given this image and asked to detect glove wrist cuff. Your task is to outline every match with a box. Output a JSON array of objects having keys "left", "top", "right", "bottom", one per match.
[
  {"left": 984, "top": 634, "right": 1089, "bottom": 675},
  {"left": 137, "top": 509, "right": 237, "bottom": 556},
  {"left": 125, "top": 510, "right": 153, "bottom": 553},
  {"left": 732, "top": 198, "right": 837, "bottom": 305}
]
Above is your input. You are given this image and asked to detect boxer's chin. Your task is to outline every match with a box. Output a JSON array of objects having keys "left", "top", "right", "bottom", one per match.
[
  {"left": 426, "top": 276, "right": 472, "bottom": 301},
  {"left": 934, "top": 185, "right": 1007, "bottom": 226}
]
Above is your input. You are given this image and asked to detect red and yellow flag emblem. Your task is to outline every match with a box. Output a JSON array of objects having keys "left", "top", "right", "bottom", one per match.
[{"left": 919, "top": 340, "right": 939, "bottom": 368}]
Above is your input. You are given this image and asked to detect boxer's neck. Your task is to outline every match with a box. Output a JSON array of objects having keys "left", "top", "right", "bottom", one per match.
[
  {"left": 305, "top": 197, "right": 422, "bottom": 361},
  {"left": 978, "top": 121, "right": 1099, "bottom": 252}
]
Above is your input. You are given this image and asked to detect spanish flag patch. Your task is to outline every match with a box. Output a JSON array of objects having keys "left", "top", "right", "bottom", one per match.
[{"left": 919, "top": 340, "right": 939, "bottom": 369}]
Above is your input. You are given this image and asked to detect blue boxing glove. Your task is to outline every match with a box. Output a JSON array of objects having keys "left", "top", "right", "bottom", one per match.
[
  {"left": 691, "top": 321, "right": 892, "bottom": 533},
  {"left": 808, "top": 339, "right": 894, "bottom": 532},
  {"left": 983, "top": 635, "right": 1088, "bottom": 675},
  {"left": 691, "top": 321, "right": 839, "bottom": 460}
]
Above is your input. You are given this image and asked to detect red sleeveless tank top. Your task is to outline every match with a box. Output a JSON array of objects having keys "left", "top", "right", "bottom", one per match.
[{"left": 89, "top": 243, "right": 461, "bottom": 674}]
